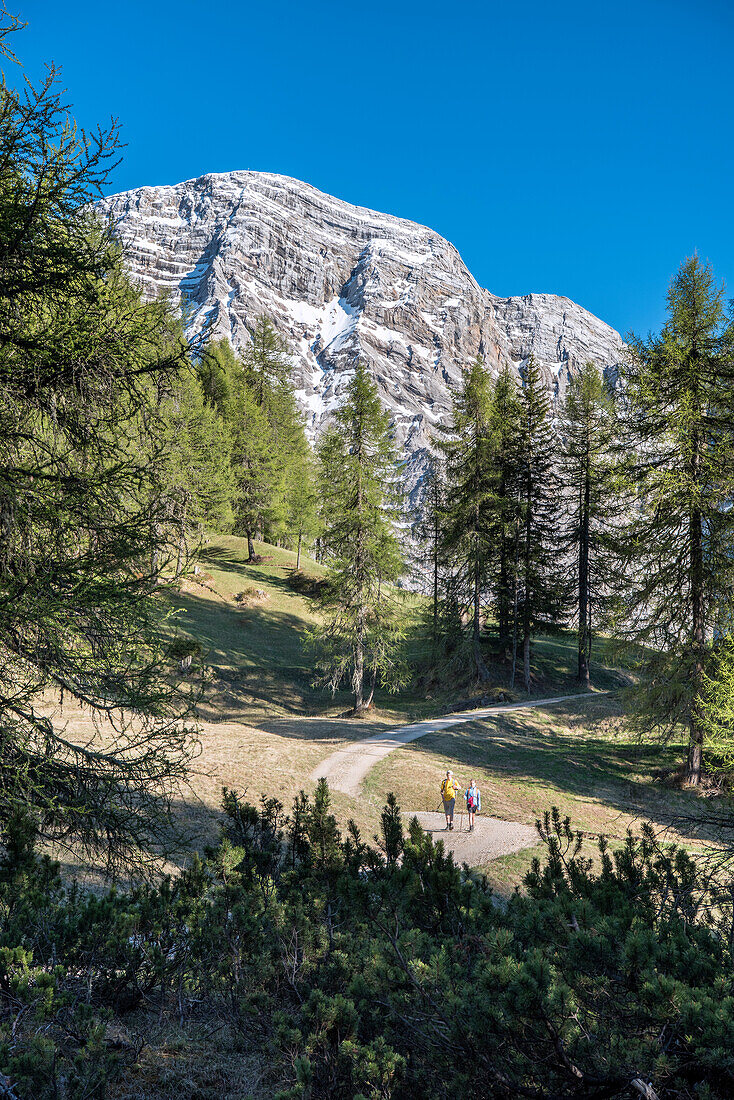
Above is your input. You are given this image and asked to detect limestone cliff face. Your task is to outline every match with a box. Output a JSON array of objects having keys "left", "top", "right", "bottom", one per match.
[{"left": 99, "top": 170, "right": 625, "bottom": 494}]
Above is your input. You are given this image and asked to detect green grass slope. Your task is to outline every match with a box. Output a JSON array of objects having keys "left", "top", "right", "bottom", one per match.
[
  {"left": 168, "top": 533, "right": 631, "bottom": 722},
  {"left": 168, "top": 534, "right": 326, "bottom": 717}
]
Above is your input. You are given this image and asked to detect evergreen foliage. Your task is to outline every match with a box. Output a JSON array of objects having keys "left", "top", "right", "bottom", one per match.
[
  {"left": 411, "top": 457, "right": 450, "bottom": 660},
  {"left": 313, "top": 363, "right": 406, "bottom": 711},
  {"left": 161, "top": 365, "right": 235, "bottom": 573},
  {"left": 436, "top": 358, "right": 496, "bottom": 680},
  {"left": 514, "top": 356, "right": 565, "bottom": 691},
  {"left": 2, "top": 793, "right": 734, "bottom": 1099},
  {"left": 615, "top": 256, "right": 734, "bottom": 785},
  {"left": 196, "top": 336, "right": 241, "bottom": 421},
  {"left": 285, "top": 449, "right": 320, "bottom": 569},
  {"left": 557, "top": 360, "right": 619, "bottom": 683},
  {"left": 231, "top": 381, "right": 277, "bottom": 560},
  {"left": 196, "top": 322, "right": 315, "bottom": 562},
  {"left": 0, "top": 33, "right": 198, "bottom": 872},
  {"left": 488, "top": 364, "right": 524, "bottom": 654},
  {"left": 243, "top": 314, "right": 293, "bottom": 406}
]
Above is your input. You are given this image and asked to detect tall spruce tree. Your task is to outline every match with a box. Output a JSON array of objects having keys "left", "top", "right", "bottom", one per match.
[
  {"left": 0, "top": 34, "right": 198, "bottom": 871},
  {"left": 515, "top": 357, "right": 564, "bottom": 692},
  {"left": 615, "top": 256, "right": 734, "bottom": 785},
  {"left": 313, "top": 363, "right": 405, "bottom": 712},
  {"left": 488, "top": 364, "right": 524, "bottom": 653},
  {"left": 558, "top": 361, "right": 618, "bottom": 684},
  {"left": 411, "top": 457, "right": 448, "bottom": 661},
  {"left": 437, "top": 358, "right": 495, "bottom": 681}
]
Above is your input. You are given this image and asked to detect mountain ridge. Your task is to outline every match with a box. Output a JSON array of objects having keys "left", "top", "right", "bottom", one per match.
[{"left": 99, "top": 170, "right": 626, "bottom": 498}]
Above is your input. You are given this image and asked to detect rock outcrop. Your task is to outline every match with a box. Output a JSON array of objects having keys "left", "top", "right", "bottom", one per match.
[{"left": 99, "top": 170, "right": 625, "bottom": 497}]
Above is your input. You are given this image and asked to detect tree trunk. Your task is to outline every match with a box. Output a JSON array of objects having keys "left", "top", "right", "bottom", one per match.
[
  {"left": 687, "top": 489, "right": 705, "bottom": 785},
  {"left": 151, "top": 521, "right": 162, "bottom": 584},
  {"left": 473, "top": 545, "right": 490, "bottom": 682},
  {"left": 523, "top": 467, "right": 532, "bottom": 694},
  {"left": 510, "top": 515, "right": 520, "bottom": 690},
  {"left": 354, "top": 605, "right": 365, "bottom": 710},
  {"left": 296, "top": 531, "right": 302, "bottom": 570},
  {"left": 432, "top": 513, "right": 439, "bottom": 658},
  {"left": 523, "top": 632, "right": 531, "bottom": 695},
  {"left": 364, "top": 665, "right": 377, "bottom": 710},
  {"left": 246, "top": 531, "right": 255, "bottom": 562},
  {"left": 498, "top": 473, "right": 509, "bottom": 648},
  {"left": 175, "top": 498, "right": 188, "bottom": 580},
  {"left": 578, "top": 467, "right": 590, "bottom": 686}
]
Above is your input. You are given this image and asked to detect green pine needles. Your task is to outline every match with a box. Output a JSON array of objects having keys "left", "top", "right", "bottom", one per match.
[
  {"left": 312, "top": 363, "right": 407, "bottom": 712},
  {"left": 615, "top": 255, "right": 734, "bottom": 785}
]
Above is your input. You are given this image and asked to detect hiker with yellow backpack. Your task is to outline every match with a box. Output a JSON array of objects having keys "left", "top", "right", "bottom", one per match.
[{"left": 440, "top": 770, "right": 461, "bottom": 830}]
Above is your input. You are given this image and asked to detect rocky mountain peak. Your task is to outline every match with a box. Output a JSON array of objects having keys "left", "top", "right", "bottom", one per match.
[{"left": 99, "top": 170, "right": 626, "bottom": 496}]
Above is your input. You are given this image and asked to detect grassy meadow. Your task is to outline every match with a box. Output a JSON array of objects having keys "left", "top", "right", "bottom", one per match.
[{"left": 50, "top": 533, "right": 724, "bottom": 885}]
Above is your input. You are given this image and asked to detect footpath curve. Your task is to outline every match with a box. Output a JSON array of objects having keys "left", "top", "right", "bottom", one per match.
[{"left": 310, "top": 692, "right": 604, "bottom": 797}]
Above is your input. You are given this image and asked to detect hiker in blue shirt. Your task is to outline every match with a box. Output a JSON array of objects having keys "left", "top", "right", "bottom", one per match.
[{"left": 465, "top": 779, "right": 481, "bottom": 831}]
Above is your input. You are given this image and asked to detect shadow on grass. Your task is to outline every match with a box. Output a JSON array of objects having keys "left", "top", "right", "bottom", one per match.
[
  {"left": 405, "top": 707, "right": 721, "bottom": 846},
  {"left": 170, "top": 590, "right": 310, "bottom": 669}
]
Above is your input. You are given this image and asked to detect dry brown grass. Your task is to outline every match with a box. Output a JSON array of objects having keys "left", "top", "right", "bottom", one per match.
[
  {"left": 362, "top": 694, "right": 727, "bottom": 891},
  {"left": 42, "top": 687, "right": 401, "bottom": 872}
]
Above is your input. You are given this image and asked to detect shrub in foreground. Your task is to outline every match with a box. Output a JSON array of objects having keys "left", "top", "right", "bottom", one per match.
[{"left": 0, "top": 793, "right": 732, "bottom": 1098}]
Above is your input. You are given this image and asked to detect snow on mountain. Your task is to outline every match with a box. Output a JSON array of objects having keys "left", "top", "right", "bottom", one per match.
[{"left": 99, "top": 170, "right": 626, "bottom": 499}]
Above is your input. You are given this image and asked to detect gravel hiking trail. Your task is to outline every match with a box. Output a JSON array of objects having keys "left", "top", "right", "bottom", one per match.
[
  {"left": 309, "top": 692, "right": 605, "bottom": 797},
  {"left": 405, "top": 812, "right": 539, "bottom": 864}
]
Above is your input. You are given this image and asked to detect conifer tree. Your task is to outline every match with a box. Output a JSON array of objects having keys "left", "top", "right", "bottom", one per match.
[
  {"left": 231, "top": 385, "right": 274, "bottom": 561},
  {"left": 515, "top": 357, "right": 564, "bottom": 692},
  {"left": 263, "top": 381, "right": 312, "bottom": 544},
  {"left": 411, "top": 457, "right": 448, "bottom": 660},
  {"left": 0, "top": 33, "right": 197, "bottom": 870},
  {"left": 313, "top": 363, "right": 405, "bottom": 712},
  {"left": 197, "top": 325, "right": 313, "bottom": 560},
  {"left": 161, "top": 367, "right": 234, "bottom": 574},
  {"left": 488, "top": 364, "right": 524, "bottom": 653},
  {"left": 615, "top": 256, "right": 734, "bottom": 785},
  {"left": 243, "top": 315, "right": 292, "bottom": 407},
  {"left": 436, "top": 358, "right": 495, "bottom": 681},
  {"left": 558, "top": 361, "right": 617, "bottom": 684},
  {"left": 197, "top": 338, "right": 241, "bottom": 420},
  {"left": 285, "top": 452, "right": 319, "bottom": 569}
]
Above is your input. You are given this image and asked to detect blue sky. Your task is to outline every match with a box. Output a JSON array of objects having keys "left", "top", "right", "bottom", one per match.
[{"left": 12, "top": 0, "right": 734, "bottom": 337}]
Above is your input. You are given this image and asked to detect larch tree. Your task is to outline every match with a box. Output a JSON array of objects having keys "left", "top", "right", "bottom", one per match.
[
  {"left": 615, "top": 255, "right": 734, "bottom": 786},
  {"left": 197, "top": 337, "right": 241, "bottom": 421},
  {"left": 231, "top": 384, "right": 274, "bottom": 561},
  {"left": 285, "top": 450, "right": 319, "bottom": 569},
  {"left": 0, "top": 31, "right": 198, "bottom": 873},
  {"left": 161, "top": 366, "right": 235, "bottom": 575},
  {"left": 243, "top": 315, "right": 292, "bottom": 408},
  {"left": 313, "top": 363, "right": 405, "bottom": 712}
]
